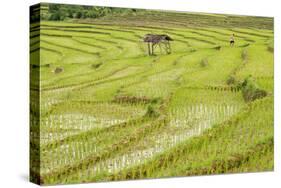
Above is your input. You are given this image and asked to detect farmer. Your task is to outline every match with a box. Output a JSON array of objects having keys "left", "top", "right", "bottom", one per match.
[{"left": 230, "top": 34, "right": 235, "bottom": 47}]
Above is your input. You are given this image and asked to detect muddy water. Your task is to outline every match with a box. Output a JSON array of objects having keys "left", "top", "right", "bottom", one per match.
[
  {"left": 40, "top": 115, "right": 125, "bottom": 144},
  {"left": 71, "top": 103, "right": 242, "bottom": 178}
]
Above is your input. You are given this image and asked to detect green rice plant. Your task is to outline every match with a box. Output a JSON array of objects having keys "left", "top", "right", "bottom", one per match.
[
  {"left": 31, "top": 15, "right": 273, "bottom": 185},
  {"left": 106, "top": 97, "right": 273, "bottom": 181}
]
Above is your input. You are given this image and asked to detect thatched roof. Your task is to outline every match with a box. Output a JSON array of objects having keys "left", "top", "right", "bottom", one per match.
[{"left": 143, "top": 34, "right": 173, "bottom": 43}]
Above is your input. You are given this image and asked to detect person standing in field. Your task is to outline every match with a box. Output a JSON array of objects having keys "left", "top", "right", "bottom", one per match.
[{"left": 230, "top": 34, "right": 235, "bottom": 47}]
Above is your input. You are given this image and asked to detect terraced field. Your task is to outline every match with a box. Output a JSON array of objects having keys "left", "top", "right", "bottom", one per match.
[{"left": 30, "top": 10, "right": 274, "bottom": 185}]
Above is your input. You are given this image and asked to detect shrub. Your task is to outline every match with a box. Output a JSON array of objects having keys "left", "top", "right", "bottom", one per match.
[
  {"left": 190, "top": 48, "right": 197, "bottom": 53},
  {"left": 200, "top": 58, "right": 208, "bottom": 67},
  {"left": 43, "top": 64, "right": 51, "bottom": 68},
  {"left": 267, "top": 46, "right": 274, "bottom": 53},
  {"left": 150, "top": 97, "right": 162, "bottom": 104},
  {"left": 92, "top": 63, "right": 102, "bottom": 69},
  {"left": 240, "top": 76, "right": 267, "bottom": 102},
  {"left": 213, "top": 45, "right": 221, "bottom": 50},
  {"left": 226, "top": 75, "right": 236, "bottom": 85},
  {"left": 267, "top": 40, "right": 274, "bottom": 53},
  {"left": 145, "top": 104, "right": 160, "bottom": 118},
  {"left": 54, "top": 67, "right": 63, "bottom": 74},
  {"left": 241, "top": 49, "right": 248, "bottom": 60}
]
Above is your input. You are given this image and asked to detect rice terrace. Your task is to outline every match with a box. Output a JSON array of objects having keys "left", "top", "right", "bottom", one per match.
[{"left": 30, "top": 3, "right": 274, "bottom": 185}]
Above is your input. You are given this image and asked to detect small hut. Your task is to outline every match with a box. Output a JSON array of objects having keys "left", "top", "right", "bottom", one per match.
[{"left": 143, "top": 34, "right": 173, "bottom": 55}]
